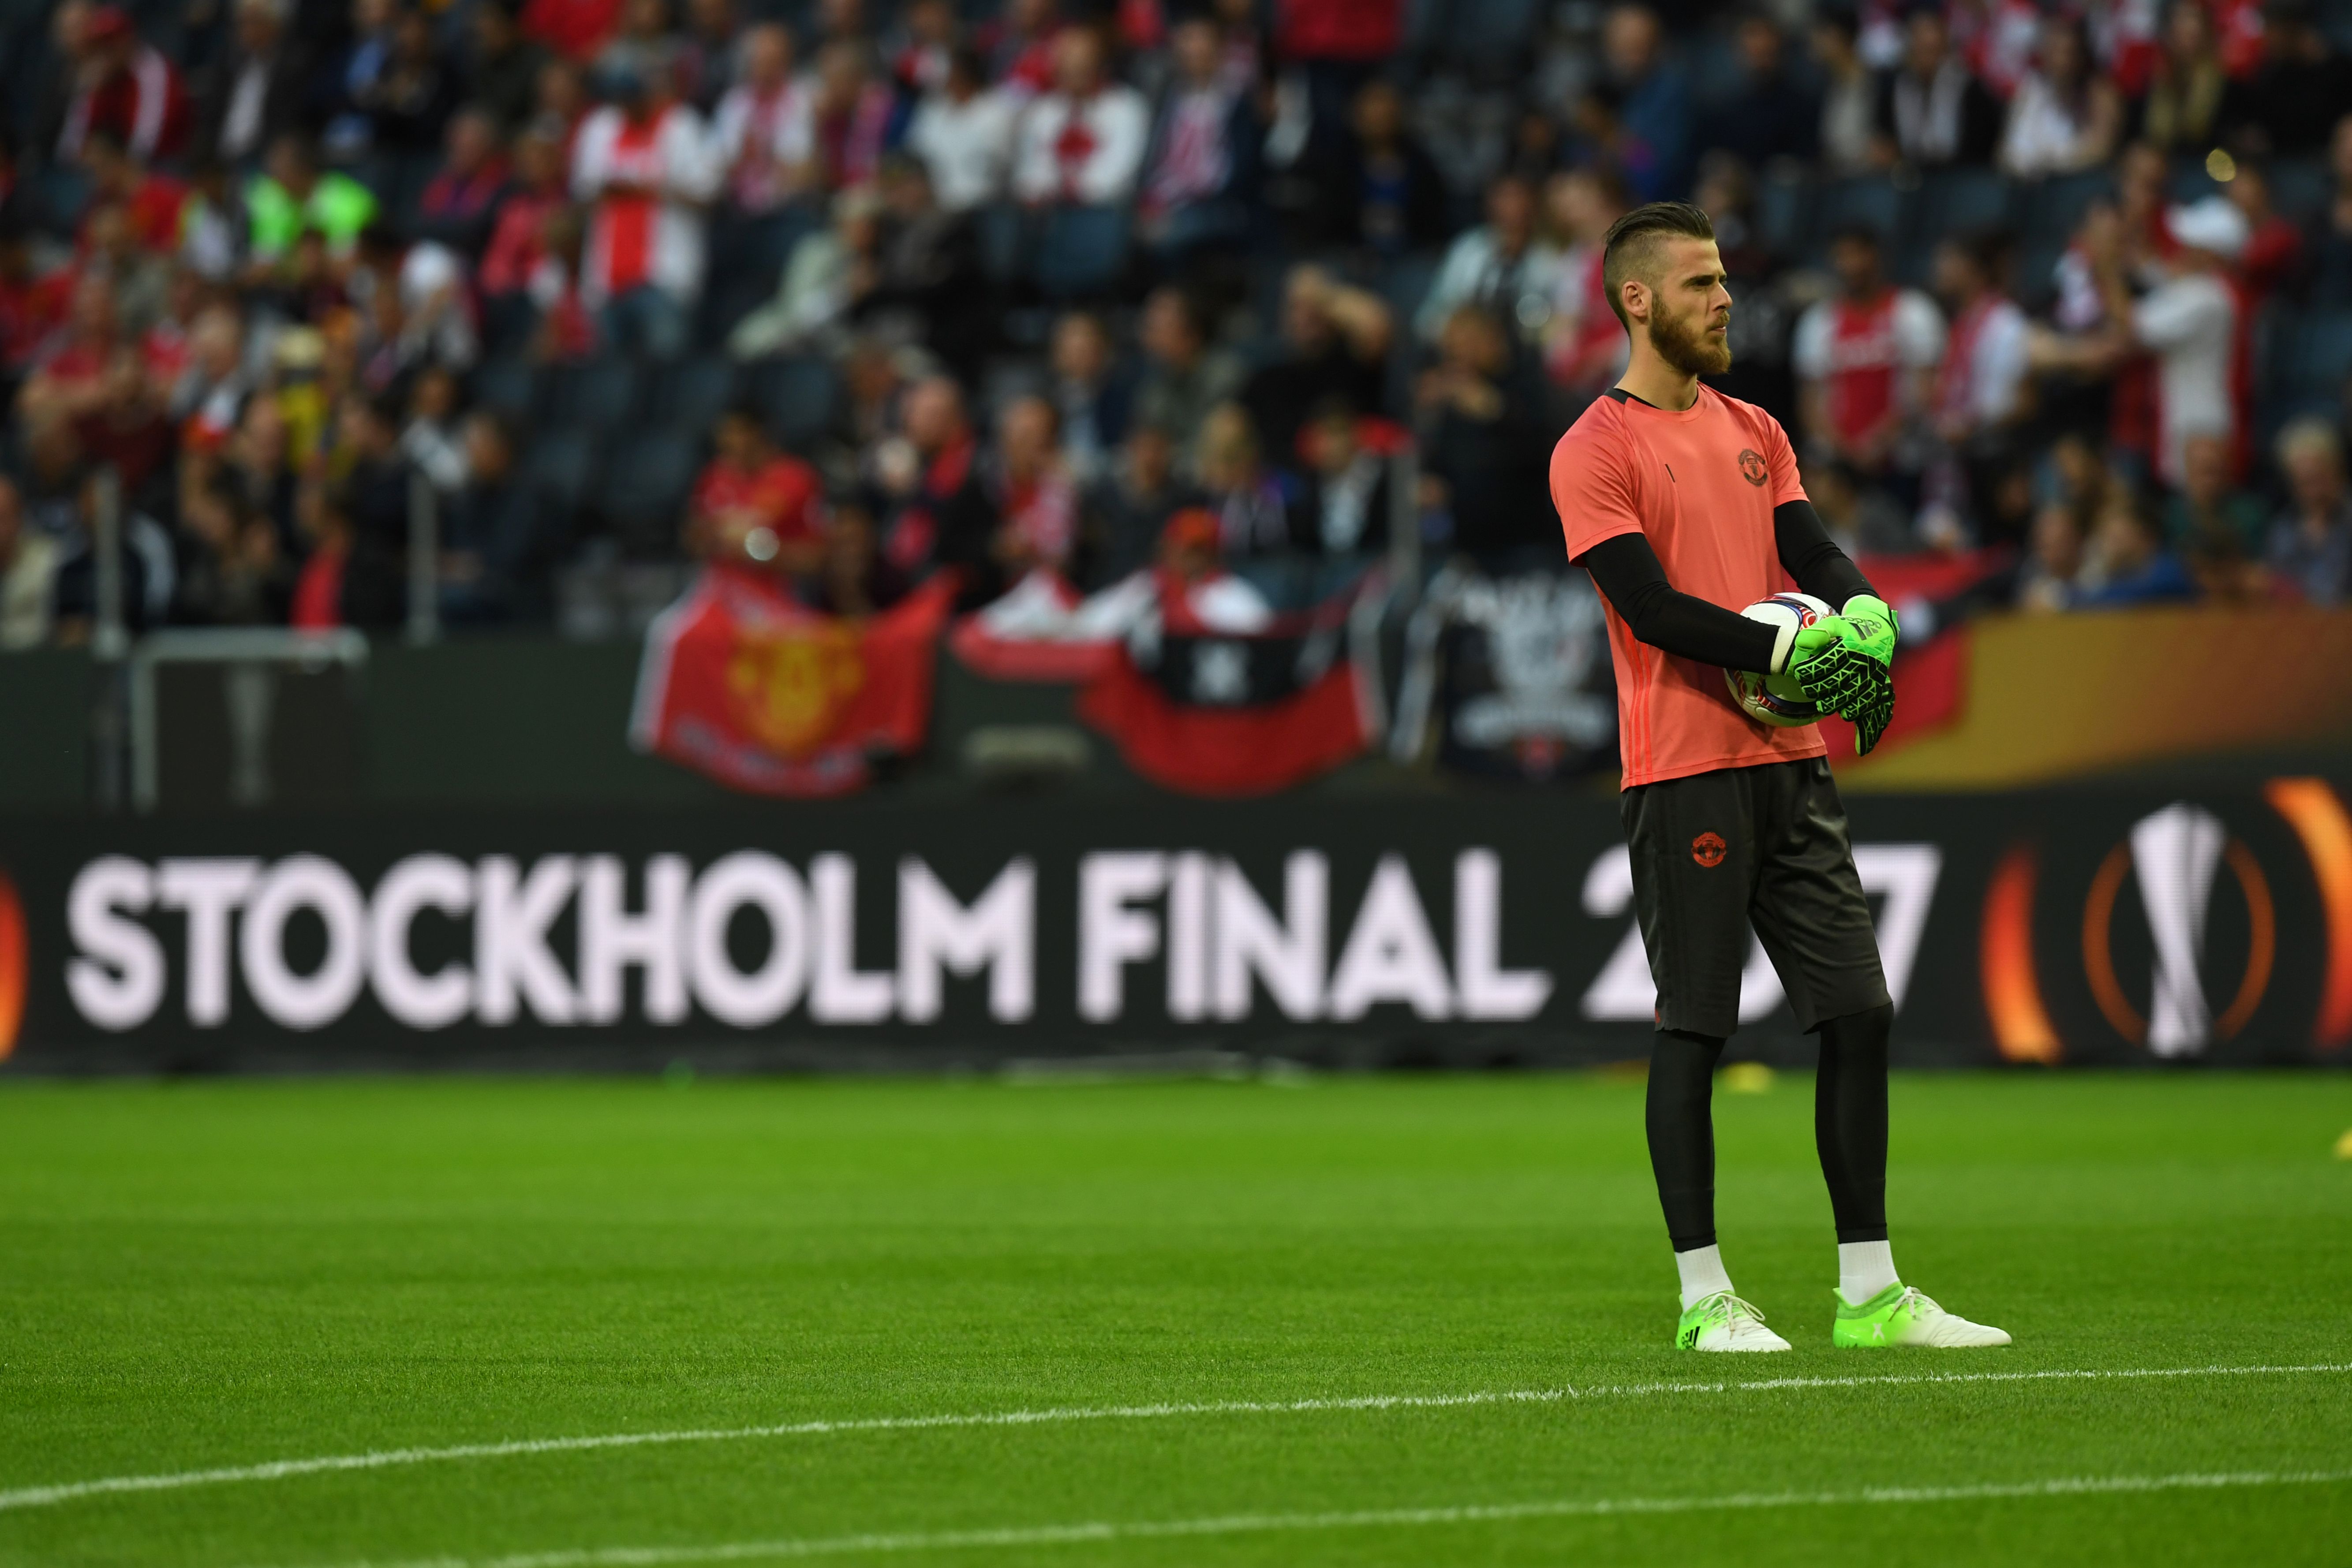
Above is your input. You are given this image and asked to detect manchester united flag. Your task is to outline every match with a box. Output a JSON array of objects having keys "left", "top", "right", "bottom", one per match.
[{"left": 631, "top": 568, "right": 955, "bottom": 796}]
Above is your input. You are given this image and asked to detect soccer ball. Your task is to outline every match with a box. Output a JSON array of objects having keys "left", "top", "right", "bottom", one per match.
[{"left": 1724, "top": 593, "right": 1832, "bottom": 728}]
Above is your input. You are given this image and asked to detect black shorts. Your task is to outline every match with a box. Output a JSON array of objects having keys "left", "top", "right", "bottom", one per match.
[{"left": 1619, "top": 756, "right": 1889, "bottom": 1039}]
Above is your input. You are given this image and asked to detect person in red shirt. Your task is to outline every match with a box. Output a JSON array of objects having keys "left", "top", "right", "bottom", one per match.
[
  {"left": 688, "top": 406, "right": 828, "bottom": 585},
  {"left": 77, "top": 132, "right": 188, "bottom": 255},
  {"left": 1551, "top": 201, "right": 2008, "bottom": 1354}
]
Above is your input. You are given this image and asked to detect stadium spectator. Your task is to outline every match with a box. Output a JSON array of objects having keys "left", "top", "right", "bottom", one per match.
[
  {"left": 1082, "top": 419, "right": 1194, "bottom": 587},
  {"left": 0, "top": 476, "right": 59, "bottom": 649},
  {"left": 191, "top": 0, "right": 312, "bottom": 168},
  {"left": 1926, "top": 231, "right": 2031, "bottom": 542},
  {"left": 1011, "top": 28, "right": 1149, "bottom": 207},
  {"left": 905, "top": 48, "right": 1018, "bottom": 214},
  {"left": 1133, "top": 285, "right": 1244, "bottom": 471},
  {"left": 988, "top": 394, "right": 1077, "bottom": 577},
  {"left": 170, "top": 302, "right": 250, "bottom": 446},
  {"left": 1872, "top": 7, "right": 2001, "bottom": 170},
  {"left": 399, "top": 364, "right": 468, "bottom": 497},
  {"left": 245, "top": 134, "right": 379, "bottom": 269},
  {"left": 571, "top": 62, "right": 718, "bottom": 359},
  {"left": 1793, "top": 225, "right": 1945, "bottom": 483},
  {"left": 2135, "top": 0, "right": 2229, "bottom": 155},
  {"left": 76, "top": 133, "right": 189, "bottom": 258},
  {"left": 982, "top": 0, "right": 1063, "bottom": 96},
  {"left": 2226, "top": 160, "right": 2305, "bottom": 304},
  {"left": 1301, "top": 399, "right": 1389, "bottom": 558},
  {"left": 709, "top": 24, "right": 807, "bottom": 216},
  {"left": 414, "top": 108, "right": 512, "bottom": 261},
  {"left": 890, "top": 0, "right": 958, "bottom": 97},
  {"left": 1416, "top": 174, "right": 1558, "bottom": 346},
  {"left": 1151, "top": 504, "right": 1274, "bottom": 631},
  {"left": 52, "top": 5, "right": 188, "bottom": 165},
  {"left": 1600, "top": 4, "right": 1692, "bottom": 200},
  {"left": 803, "top": 41, "right": 897, "bottom": 195},
  {"left": 439, "top": 411, "right": 553, "bottom": 622},
  {"left": 688, "top": 405, "right": 828, "bottom": 584},
  {"left": 2308, "top": 115, "right": 2352, "bottom": 306},
  {"left": 2074, "top": 483, "right": 2195, "bottom": 605},
  {"left": 676, "top": 0, "right": 743, "bottom": 109},
  {"left": 875, "top": 373, "right": 995, "bottom": 593},
  {"left": 478, "top": 124, "right": 569, "bottom": 346},
  {"left": 595, "top": 0, "right": 684, "bottom": 99},
  {"left": 1999, "top": 16, "right": 2122, "bottom": 179},
  {"left": 1541, "top": 166, "right": 1630, "bottom": 401},
  {"left": 2266, "top": 417, "right": 2352, "bottom": 603},
  {"left": 1413, "top": 304, "right": 1553, "bottom": 562},
  {"left": 2101, "top": 196, "right": 2244, "bottom": 487},
  {"left": 1241, "top": 265, "right": 1391, "bottom": 476},
  {"left": 532, "top": 57, "right": 591, "bottom": 152},
  {"left": 1139, "top": 15, "right": 1254, "bottom": 258},
  {"left": 463, "top": 0, "right": 552, "bottom": 136},
  {"left": 17, "top": 273, "right": 123, "bottom": 441},
  {"left": 1700, "top": 16, "right": 1817, "bottom": 168},
  {"left": 728, "top": 185, "right": 881, "bottom": 360},
  {"left": 1196, "top": 401, "right": 1296, "bottom": 557},
  {"left": 1325, "top": 77, "right": 1446, "bottom": 258},
  {"left": 2165, "top": 430, "right": 2265, "bottom": 553},
  {"left": 1806, "top": 455, "right": 1917, "bottom": 556},
  {"left": 1810, "top": 12, "right": 1878, "bottom": 175},
  {"left": 2224, "top": 0, "right": 2352, "bottom": 158},
  {"left": 1046, "top": 310, "right": 1127, "bottom": 486},
  {"left": 79, "top": 202, "right": 172, "bottom": 336}
]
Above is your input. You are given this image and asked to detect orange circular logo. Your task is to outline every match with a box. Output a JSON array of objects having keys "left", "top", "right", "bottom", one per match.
[
  {"left": 1737, "top": 449, "right": 1768, "bottom": 486},
  {"left": 1692, "top": 832, "right": 1728, "bottom": 868}
]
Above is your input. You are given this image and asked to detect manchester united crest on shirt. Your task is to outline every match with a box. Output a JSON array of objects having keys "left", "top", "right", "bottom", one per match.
[{"left": 1737, "top": 449, "right": 1769, "bottom": 486}]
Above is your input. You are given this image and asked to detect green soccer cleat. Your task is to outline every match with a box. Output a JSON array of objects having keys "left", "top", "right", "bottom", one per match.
[
  {"left": 1832, "top": 1282, "right": 2012, "bottom": 1348},
  {"left": 1676, "top": 1291, "right": 1793, "bottom": 1352}
]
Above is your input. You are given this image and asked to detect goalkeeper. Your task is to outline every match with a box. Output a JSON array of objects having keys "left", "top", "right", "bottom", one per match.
[{"left": 1549, "top": 201, "right": 2008, "bottom": 1352}]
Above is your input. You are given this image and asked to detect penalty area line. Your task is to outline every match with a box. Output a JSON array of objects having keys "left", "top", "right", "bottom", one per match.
[
  {"left": 278, "top": 1468, "right": 2352, "bottom": 1568},
  {"left": 5, "top": 1362, "right": 2348, "bottom": 1516}
]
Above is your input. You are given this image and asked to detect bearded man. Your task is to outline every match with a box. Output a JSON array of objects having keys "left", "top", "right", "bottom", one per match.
[{"left": 1548, "top": 201, "right": 2010, "bottom": 1353}]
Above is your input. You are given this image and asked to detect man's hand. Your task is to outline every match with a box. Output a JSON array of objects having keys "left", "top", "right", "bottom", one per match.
[
  {"left": 1839, "top": 594, "right": 1897, "bottom": 669},
  {"left": 1784, "top": 616, "right": 1881, "bottom": 721}
]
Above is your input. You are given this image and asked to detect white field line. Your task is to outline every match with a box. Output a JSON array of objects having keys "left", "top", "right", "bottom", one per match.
[
  {"left": 5, "top": 1362, "right": 2347, "bottom": 1517},
  {"left": 284, "top": 1468, "right": 2352, "bottom": 1568}
]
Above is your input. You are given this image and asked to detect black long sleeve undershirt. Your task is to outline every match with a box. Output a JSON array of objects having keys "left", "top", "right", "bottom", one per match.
[{"left": 1575, "top": 500, "right": 1876, "bottom": 673}]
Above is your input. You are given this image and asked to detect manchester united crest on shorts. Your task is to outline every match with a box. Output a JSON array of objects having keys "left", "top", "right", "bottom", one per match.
[
  {"left": 1737, "top": 449, "right": 1768, "bottom": 486},
  {"left": 1692, "top": 831, "right": 1728, "bottom": 867}
]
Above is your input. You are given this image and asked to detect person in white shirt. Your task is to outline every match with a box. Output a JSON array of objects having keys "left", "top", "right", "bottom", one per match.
[
  {"left": 2031, "top": 195, "right": 2244, "bottom": 487},
  {"left": 0, "top": 477, "right": 59, "bottom": 651},
  {"left": 571, "top": 63, "right": 721, "bottom": 358},
  {"left": 1998, "top": 16, "right": 2121, "bottom": 178},
  {"left": 708, "top": 23, "right": 809, "bottom": 214},
  {"left": 1414, "top": 172, "right": 1560, "bottom": 345},
  {"left": 905, "top": 46, "right": 1017, "bottom": 211},
  {"left": 1010, "top": 27, "right": 1148, "bottom": 207},
  {"left": 1791, "top": 225, "right": 1946, "bottom": 477},
  {"left": 1921, "top": 230, "right": 2032, "bottom": 543}
]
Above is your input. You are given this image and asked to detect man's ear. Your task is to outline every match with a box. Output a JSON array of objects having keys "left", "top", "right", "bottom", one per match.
[{"left": 1619, "top": 280, "right": 1648, "bottom": 326}]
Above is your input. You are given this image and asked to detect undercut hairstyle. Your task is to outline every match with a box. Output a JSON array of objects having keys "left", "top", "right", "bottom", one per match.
[{"left": 1600, "top": 202, "right": 1716, "bottom": 329}]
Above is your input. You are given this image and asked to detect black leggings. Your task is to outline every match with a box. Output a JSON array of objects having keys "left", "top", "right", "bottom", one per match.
[{"left": 1644, "top": 1003, "right": 1892, "bottom": 1252}]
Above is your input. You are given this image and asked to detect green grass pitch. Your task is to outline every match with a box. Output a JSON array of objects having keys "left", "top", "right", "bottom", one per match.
[{"left": 1, "top": 1070, "right": 2348, "bottom": 1568}]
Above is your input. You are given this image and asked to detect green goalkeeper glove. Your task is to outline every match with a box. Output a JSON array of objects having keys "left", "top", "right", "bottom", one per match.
[
  {"left": 1784, "top": 616, "right": 1878, "bottom": 716},
  {"left": 1839, "top": 594, "right": 1898, "bottom": 669}
]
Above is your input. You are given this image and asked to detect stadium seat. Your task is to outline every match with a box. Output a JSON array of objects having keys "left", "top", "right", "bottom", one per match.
[
  {"left": 1815, "top": 176, "right": 1908, "bottom": 245},
  {"left": 2267, "top": 159, "right": 2330, "bottom": 222},
  {"left": 976, "top": 202, "right": 1027, "bottom": 286},
  {"left": 522, "top": 427, "right": 596, "bottom": 509},
  {"left": 1034, "top": 205, "right": 1130, "bottom": 299},
  {"left": 597, "top": 429, "right": 703, "bottom": 555},
  {"left": 542, "top": 356, "right": 640, "bottom": 436},
  {"left": 2270, "top": 310, "right": 2352, "bottom": 409},
  {"left": 2019, "top": 170, "right": 2114, "bottom": 250},
  {"left": 470, "top": 358, "right": 542, "bottom": 427},
  {"left": 1917, "top": 168, "right": 2014, "bottom": 242},
  {"left": 745, "top": 355, "right": 839, "bottom": 448},
  {"left": 1754, "top": 174, "right": 1814, "bottom": 259},
  {"left": 650, "top": 355, "right": 740, "bottom": 441}
]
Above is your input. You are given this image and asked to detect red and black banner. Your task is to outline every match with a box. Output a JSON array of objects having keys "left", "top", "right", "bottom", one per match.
[{"left": 631, "top": 569, "right": 955, "bottom": 796}]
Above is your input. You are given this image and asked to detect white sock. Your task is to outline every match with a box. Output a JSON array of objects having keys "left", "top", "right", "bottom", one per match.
[
  {"left": 1675, "top": 1244, "right": 1734, "bottom": 1311},
  {"left": 1838, "top": 1240, "right": 1898, "bottom": 1304}
]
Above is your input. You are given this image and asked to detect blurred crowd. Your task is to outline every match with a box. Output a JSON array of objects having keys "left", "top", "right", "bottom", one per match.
[{"left": 3, "top": 0, "right": 2352, "bottom": 653}]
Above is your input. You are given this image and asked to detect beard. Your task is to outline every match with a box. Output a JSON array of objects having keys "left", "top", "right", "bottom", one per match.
[{"left": 1647, "top": 304, "right": 1733, "bottom": 377}]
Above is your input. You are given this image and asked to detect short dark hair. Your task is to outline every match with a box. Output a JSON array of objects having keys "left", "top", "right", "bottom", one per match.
[{"left": 1600, "top": 201, "right": 1716, "bottom": 329}]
